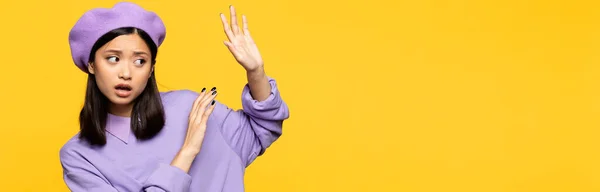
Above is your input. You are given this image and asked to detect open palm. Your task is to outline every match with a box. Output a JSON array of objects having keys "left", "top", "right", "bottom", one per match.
[{"left": 220, "top": 5, "right": 264, "bottom": 72}]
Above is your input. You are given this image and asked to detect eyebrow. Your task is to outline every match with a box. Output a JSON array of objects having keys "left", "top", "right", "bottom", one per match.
[
  {"left": 103, "top": 49, "right": 149, "bottom": 56},
  {"left": 133, "top": 51, "right": 150, "bottom": 56}
]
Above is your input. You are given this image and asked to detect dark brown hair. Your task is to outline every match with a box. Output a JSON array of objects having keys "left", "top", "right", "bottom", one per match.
[{"left": 79, "top": 27, "right": 165, "bottom": 146}]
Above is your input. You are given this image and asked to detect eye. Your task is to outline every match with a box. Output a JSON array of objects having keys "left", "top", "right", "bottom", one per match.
[
  {"left": 134, "top": 59, "right": 146, "bottom": 65},
  {"left": 106, "top": 56, "right": 119, "bottom": 63}
]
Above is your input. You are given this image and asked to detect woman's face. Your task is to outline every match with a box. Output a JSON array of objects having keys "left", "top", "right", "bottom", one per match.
[{"left": 88, "top": 33, "right": 153, "bottom": 107}]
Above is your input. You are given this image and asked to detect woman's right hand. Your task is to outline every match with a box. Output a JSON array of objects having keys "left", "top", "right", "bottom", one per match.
[{"left": 171, "top": 88, "right": 217, "bottom": 173}]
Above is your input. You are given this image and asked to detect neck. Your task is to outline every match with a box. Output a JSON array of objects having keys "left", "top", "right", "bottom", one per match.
[{"left": 109, "top": 102, "right": 134, "bottom": 117}]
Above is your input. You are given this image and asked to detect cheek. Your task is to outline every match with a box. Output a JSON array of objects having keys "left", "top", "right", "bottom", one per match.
[
  {"left": 93, "top": 60, "right": 117, "bottom": 76},
  {"left": 93, "top": 65, "right": 117, "bottom": 87},
  {"left": 133, "top": 69, "right": 152, "bottom": 91},
  {"left": 98, "top": 77, "right": 117, "bottom": 90},
  {"left": 135, "top": 78, "right": 149, "bottom": 90},
  {"left": 93, "top": 73, "right": 114, "bottom": 98}
]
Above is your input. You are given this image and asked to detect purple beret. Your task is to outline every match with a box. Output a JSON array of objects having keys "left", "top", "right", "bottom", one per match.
[{"left": 68, "top": 2, "right": 166, "bottom": 73}]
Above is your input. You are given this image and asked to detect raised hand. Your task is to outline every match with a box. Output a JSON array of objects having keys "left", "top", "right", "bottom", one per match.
[{"left": 220, "top": 5, "right": 264, "bottom": 72}]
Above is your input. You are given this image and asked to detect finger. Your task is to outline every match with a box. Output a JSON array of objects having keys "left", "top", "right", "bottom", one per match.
[
  {"left": 190, "top": 91, "right": 217, "bottom": 145},
  {"left": 191, "top": 89, "right": 207, "bottom": 121},
  {"left": 230, "top": 5, "right": 240, "bottom": 35},
  {"left": 201, "top": 100, "right": 217, "bottom": 122},
  {"left": 187, "top": 88, "right": 207, "bottom": 139},
  {"left": 188, "top": 92, "right": 204, "bottom": 135},
  {"left": 243, "top": 31, "right": 255, "bottom": 45},
  {"left": 195, "top": 101, "right": 216, "bottom": 136},
  {"left": 224, "top": 41, "right": 242, "bottom": 59},
  {"left": 220, "top": 13, "right": 235, "bottom": 41},
  {"left": 200, "top": 91, "right": 218, "bottom": 108},
  {"left": 242, "top": 15, "right": 250, "bottom": 36},
  {"left": 197, "top": 92, "right": 218, "bottom": 114},
  {"left": 192, "top": 90, "right": 213, "bottom": 129},
  {"left": 195, "top": 90, "right": 218, "bottom": 123}
]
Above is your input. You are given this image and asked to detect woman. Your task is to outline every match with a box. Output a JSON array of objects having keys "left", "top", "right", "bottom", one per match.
[{"left": 59, "top": 2, "right": 289, "bottom": 192}]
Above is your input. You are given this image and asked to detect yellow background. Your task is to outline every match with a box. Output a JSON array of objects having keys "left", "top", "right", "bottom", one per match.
[{"left": 0, "top": 0, "right": 599, "bottom": 191}]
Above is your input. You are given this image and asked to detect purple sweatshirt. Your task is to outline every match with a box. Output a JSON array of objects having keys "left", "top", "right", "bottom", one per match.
[{"left": 59, "top": 77, "right": 289, "bottom": 192}]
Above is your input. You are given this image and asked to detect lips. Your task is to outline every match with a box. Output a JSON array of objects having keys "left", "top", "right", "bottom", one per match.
[{"left": 115, "top": 84, "right": 132, "bottom": 97}]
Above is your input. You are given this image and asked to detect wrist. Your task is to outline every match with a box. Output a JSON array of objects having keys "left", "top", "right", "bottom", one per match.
[
  {"left": 170, "top": 147, "right": 197, "bottom": 173},
  {"left": 178, "top": 147, "right": 199, "bottom": 158},
  {"left": 246, "top": 65, "right": 265, "bottom": 76},
  {"left": 246, "top": 67, "right": 266, "bottom": 82}
]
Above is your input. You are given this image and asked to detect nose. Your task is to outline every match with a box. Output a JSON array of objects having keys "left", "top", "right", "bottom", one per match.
[{"left": 118, "top": 63, "right": 132, "bottom": 80}]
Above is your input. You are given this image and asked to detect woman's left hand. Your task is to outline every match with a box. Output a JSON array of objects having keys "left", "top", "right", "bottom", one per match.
[{"left": 220, "top": 5, "right": 264, "bottom": 73}]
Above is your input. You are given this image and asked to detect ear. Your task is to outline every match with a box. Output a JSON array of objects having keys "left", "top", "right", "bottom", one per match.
[{"left": 87, "top": 62, "right": 95, "bottom": 74}]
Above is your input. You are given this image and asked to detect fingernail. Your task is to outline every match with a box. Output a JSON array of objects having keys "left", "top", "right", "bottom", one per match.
[
  {"left": 201, "top": 87, "right": 206, "bottom": 92},
  {"left": 212, "top": 91, "right": 217, "bottom": 95},
  {"left": 211, "top": 100, "right": 216, "bottom": 105},
  {"left": 211, "top": 87, "right": 216, "bottom": 91}
]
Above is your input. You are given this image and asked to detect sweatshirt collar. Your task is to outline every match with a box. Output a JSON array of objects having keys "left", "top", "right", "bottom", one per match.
[{"left": 106, "top": 113, "right": 131, "bottom": 144}]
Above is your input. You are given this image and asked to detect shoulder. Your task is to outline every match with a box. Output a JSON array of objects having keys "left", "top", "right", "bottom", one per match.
[
  {"left": 59, "top": 134, "right": 91, "bottom": 165},
  {"left": 158, "top": 89, "right": 203, "bottom": 118},
  {"left": 158, "top": 89, "right": 202, "bottom": 111},
  {"left": 160, "top": 89, "right": 200, "bottom": 105},
  {"left": 160, "top": 89, "right": 200, "bottom": 98},
  {"left": 59, "top": 135, "right": 107, "bottom": 175}
]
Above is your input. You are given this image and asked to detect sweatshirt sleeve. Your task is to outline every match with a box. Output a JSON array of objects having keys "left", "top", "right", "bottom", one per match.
[
  {"left": 142, "top": 163, "right": 192, "bottom": 192},
  {"left": 60, "top": 144, "right": 191, "bottom": 192},
  {"left": 210, "top": 77, "right": 290, "bottom": 167}
]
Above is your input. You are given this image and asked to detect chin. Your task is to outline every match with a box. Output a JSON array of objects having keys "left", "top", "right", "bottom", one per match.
[{"left": 108, "top": 96, "right": 135, "bottom": 106}]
